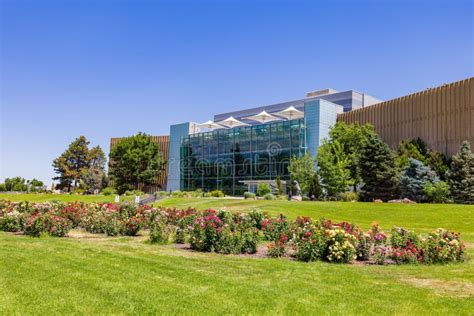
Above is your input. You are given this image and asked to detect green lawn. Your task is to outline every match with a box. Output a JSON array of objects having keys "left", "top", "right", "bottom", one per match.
[{"left": 1, "top": 196, "right": 473, "bottom": 314}]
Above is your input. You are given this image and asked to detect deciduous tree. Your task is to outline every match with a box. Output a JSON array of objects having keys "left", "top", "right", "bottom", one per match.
[{"left": 109, "top": 132, "right": 165, "bottom": 194}]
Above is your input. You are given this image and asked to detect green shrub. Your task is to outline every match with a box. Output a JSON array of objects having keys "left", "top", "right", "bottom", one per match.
[
  {"left": 208, "top": 190, "right": 225, "bottom": 198},
  {"left": 0, "top": 210, "right": 24, "bottom": 232},
  {"left": 340, "top": 191, "right": 359, "bottom": 202},
  {"left": 156, "top": 191, "right": 169, "bottom": 197},
  {"left": 149, "top": 211, "right": 170, "bottom": 244},
  {"left": 247, "top": 208, "right": 266, "bottom": 229},
  {"left": 239, "top": 228, "right": 259, "bottom": 254},
  {"left": 0, "top": 183, "right": 6, "bottom": 192},
  {"left": 215, "top": 227, "right": 243, "bottom": 254},
  {"left": 124, "top": 189, "right": 144, "bottom": 196},
  {"left": 424, "top": 181, "right": 451, "bottom": 203},
  {"left": 74, "top": 188, "right": 85, "bottom": 195},
  {"left": 172, "top": 190, "right": 184, "bottom": 198},
  {"left": 257, "top": 183, "right": 271, "bottom": 196},
  {"left": 243, "top": 192, "right": 256, "bottom": 199},
  {"left": 101, "top": 187, "right": 116, "bottom": 196},
  {"left": 263, "top": 193, "right": 275, "bottom": 200},
  {"left": 102, "top": 214, "right": 122, "bottom": 236}
]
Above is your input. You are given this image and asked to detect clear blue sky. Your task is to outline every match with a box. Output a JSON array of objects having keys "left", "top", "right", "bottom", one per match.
[{"left": 1, "top": 0, "right": 473, "bottom": 186}]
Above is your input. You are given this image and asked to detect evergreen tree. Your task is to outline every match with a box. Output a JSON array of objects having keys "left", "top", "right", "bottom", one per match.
[
  {"left": 447, "top": 141, "right": 474, "bottom": 204},
  {"left": 399, "top": 158, "right": 439, "bottom": 202},
  {"left": 396, "top": 137, "right": 449, "bottom": 179},
  {"left": 359, "top": 134, "right": 399, "bottom": 201},
  {"left": 307, "top": 173, "right": 322, "bottom": 199},
  {"left": 316, "top": 140, "right": 353, "bottom": 199},
  {"left": 52, "top": 136, "right": 91, "bottom": 190},
  {"left": 82, "top": 146, "right": 107, "bottom": 193},
  {"left": 109, "top": 132, "right": 166, "bottom": 194}
]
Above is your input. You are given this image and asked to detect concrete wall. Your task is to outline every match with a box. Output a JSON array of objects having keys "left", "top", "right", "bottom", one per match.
[{"left": 337, "top": 77, "right": 474, "bottom": 156}]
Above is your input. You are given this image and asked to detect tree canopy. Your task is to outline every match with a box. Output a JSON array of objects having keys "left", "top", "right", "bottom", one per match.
[
  {"left": 52, "top": 136, "right": 106, "bottom": 192},
  {"left": 447, "top": 141, "right": 474, "bottom": 204},
  {"left": 109, "top": 132, "right": 166, "bottom": 194}
]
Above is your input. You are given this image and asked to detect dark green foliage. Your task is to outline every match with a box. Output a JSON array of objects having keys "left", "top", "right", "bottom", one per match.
[
  {"left": 4, "top": 177, "right": 28, "bottom": 192},
  {"left": 109, "top": 133, "right": 166, "bottom": 194},
  {"left": 307, "top": 173, "right": 322, "bottom": 199},
  {"left": 399, "top": 158, "right": 439, "bottom": 202},
  {"left": 447, "top": 141, "right": 474, "bottom": 204},
  {"left": 359, "top": 134, "right": 399, "bottom": 201},
  {"left": 397, "top": 138, "right": 449, "bottom": 180},
  {"left": 52, "top": 136, "right": 91, "bottom": 191},
  {"left": 82, "top": 146, "right": 107, "bottom": 194}
]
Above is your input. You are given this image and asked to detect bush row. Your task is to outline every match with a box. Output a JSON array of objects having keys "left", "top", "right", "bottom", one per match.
[{"left": 0, "top": 200, "right": 465, "bottom": 264}]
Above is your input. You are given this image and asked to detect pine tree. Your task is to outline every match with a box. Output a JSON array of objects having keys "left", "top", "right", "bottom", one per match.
[
  {"left": 52, "top": 136, "right": 91, "bottom": 191},
  {"left": 82, "top": 146, "right": 107, "bottom": 194},
  {"left": 399, "top": 158, "right": 438, "bottom": 202},
  {"left": 447, "top": 141, "right": 474, "bottom": 204},
  {"left": 359, "top": 134, "right": 399, "bottom": 201}
]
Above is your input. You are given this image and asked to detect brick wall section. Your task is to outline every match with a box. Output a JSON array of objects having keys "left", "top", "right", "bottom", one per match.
[
  {"left": 337, "top": 77, "right": 474, "bottom": 156},
  {"left": 109, "top": 135, "right": 170, "bottom": 193}
]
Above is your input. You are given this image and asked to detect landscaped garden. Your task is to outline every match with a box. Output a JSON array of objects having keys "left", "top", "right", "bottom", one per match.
[{"left": 1, "top": 195, "right": 473, "bottom": 314}]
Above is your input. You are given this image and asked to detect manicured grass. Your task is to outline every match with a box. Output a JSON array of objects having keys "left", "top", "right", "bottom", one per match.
[
  {"left": 0, "top": 193, "right": 133, "bottom": 203},
  {"left": 1, "top": 197, "right": 473, "bottom": 314}
]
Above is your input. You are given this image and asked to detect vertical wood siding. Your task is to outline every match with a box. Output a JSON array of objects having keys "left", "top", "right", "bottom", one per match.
[{"left": 337, "top": 77, "right": 474, "bottom": 156}]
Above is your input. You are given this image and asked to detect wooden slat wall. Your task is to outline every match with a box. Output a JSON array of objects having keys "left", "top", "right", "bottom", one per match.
[
  {"left": 337, "top": 77, "right": 474, "bottom": 156},
  {"left": 109, "top": 135, "right": 170, "bottom": 193}
]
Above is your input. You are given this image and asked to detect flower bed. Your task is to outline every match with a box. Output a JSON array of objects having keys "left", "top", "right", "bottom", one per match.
[{"left": 0, "top": 199, "right": 466, "bottom": 265}]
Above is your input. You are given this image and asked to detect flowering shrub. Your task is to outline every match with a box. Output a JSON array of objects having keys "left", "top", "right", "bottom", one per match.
[
  {"left": 261, "top": 214, "right": 289, "bottom": 241},
  {"left": 325, "top": 228, "right": 357, "bottom": 263},
  {"left": 122, "top": 215, "right": 143, "bottom": 236},
  {"left": 0, "top": 209, "right": 24, "bottom": 232},
  {"left": 149, "top": 210, "right": 170, "bottom": 244},
  {"left": 390, "top": 227, "right": 423, "bottom": 264},
  {"left": 43, "top": 212, "right": 72, "bottom": 237},
  {"left": 373, "top": 246, "right": 389, "bottom": 264},
  {"left": 292, "top": 217, "right": 326, "bottom": 262},
  {"left": 267, "top": 235, "right": 288, "bottom": 258},
  {"left": 0, "top": 199, "right": 468, "bottom": 266},
  {"left": 24, "top": 211, "right": 46, "bottom": 237},
  {"left": 423, "top": 229, "right": 465, "bottom": 263},
  {"left": 190, "top": 210, "right": 224, "bottom": 252}
]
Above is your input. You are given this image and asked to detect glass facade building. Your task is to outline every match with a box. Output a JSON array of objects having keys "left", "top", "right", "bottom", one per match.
[
  {"left": 167, "top": 89, "right": 381, "bottom": 194},
  {"left": 180, "top": 119, "right": 305, "bottom": 195}
]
